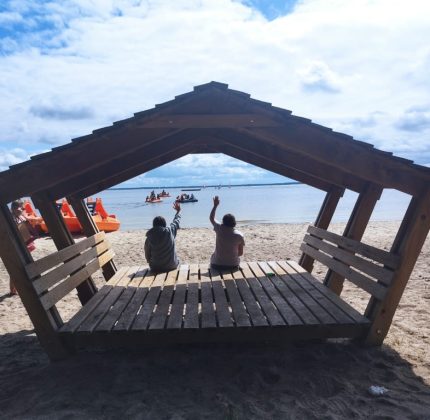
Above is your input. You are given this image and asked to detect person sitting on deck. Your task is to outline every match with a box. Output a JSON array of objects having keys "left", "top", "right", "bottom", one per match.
[
  {"left": 144, "top": 201, "right": 181, "bottom": 273},
  {"left": 209, "top": 196, "right": 245, "bottom": 270}
]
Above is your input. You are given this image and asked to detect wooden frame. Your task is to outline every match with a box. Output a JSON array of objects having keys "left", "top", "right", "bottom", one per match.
[{"left": 0, "top": 81, "right": 429, "bottom": 359}]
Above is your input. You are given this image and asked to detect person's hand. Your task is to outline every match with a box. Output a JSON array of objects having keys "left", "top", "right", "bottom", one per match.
[
  {"left": 213, "top": 196, "right": 220, "bottom": 207},
  {"left": 173, "top": 201, "right": 181, "bottom": 213}
]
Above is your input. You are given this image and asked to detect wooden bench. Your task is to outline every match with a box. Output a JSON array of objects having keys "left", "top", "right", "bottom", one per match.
[
  {"left": 23, "top": 228, "right": 401, "bottom": 355},
  {"left": 300, "top": 225, "right": 400, "bottom": 303},
  {"left": 25, "top": 231, "right": 117, "bottom": 322}
]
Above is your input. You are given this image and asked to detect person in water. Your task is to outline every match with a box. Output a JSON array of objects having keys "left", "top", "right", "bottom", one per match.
[
  {"left": 144, "top": 201, "right": 181, "bottom": 272},
  {"left": 209, "top": 196, "right": 245, "bottom": 270}
]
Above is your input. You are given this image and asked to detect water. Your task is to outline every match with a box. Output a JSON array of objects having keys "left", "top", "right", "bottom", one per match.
[{"left": 96, "top": 184, "right": 411, "bottom": 230}]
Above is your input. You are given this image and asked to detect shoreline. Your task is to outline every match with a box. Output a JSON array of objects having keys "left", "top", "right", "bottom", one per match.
[{"left": 1, "top": 220, "right": 429, "bottom": 417}]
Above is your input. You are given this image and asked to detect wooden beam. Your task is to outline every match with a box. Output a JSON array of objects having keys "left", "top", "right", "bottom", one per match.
[
  {"left": 324, "top": 183, "right": 383, "bottom": 295},
  {"left": 299, "top": 187, "right": 344, "bottom": 272},
  {"left": 240, "top": 126, "right": 428, "bottom": 195},
  {"left": 363, "top": 189, "right": 430, "bottom": 345},
  {"left": 0, "top": 203, "right": 71, "bottom": 360},
  {"left": 138, "top": 114, "right": 283, "bottom": 128},
  {"left": 67, "top": 196, "right": 117, "bottom": 280},
  {"left": 47, "top": 130, "right": 203, "bottom": 200},
  {"left": 0, "top": 127, "right": 184, "bottom": 203},
  {"left": 32, "top": 194, "right": 97, "bottom": 305},
  {"left": 210, "top": 130, "right": 367, "bottom": 192},
  {"left": 74, "top": 144, "right": 196, "bottom": 199},
  {"left": 206, "top": 143, "right": 335, "bottom": 192}
]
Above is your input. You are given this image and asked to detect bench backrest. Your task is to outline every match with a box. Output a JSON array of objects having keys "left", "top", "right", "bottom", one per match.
[
  {"left": 301, "top": 225, "right": 400, "bottom": 301},
  {"left": 25, "top": 232, "right": 114, "bottom": 312}
]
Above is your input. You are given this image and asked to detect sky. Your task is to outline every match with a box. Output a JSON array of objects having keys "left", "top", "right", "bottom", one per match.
[{"left": 0, "top": 0, "right": 429, "bottom": 188}]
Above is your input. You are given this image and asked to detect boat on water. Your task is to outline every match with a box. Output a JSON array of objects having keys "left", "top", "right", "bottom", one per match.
[
  {"left": 23, "top": 198, "right": 120, "bottom": 234},
  {"left": 145, "top": 197, "right": 163, "bottom": 203},
  {"left": 159, "top": 190, "right": 170, "bottom": 197},
  {"left": 176, "top": 193, "right": 198, "bottom": 203}
]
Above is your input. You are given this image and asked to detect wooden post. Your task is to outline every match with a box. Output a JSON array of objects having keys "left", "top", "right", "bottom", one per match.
[
  {"left": 67, "top": 195, "right": 117, "bottom": 280},
  {"left": 364, "top": 189, "right": 430, "bottom": 345},
  {"left": 33, "top": 194, "right": 97, "bottom": 304},
  {"left": 324, "top": 183, "right": 383, "bottom": 295},
  {"left": 299, "top": 187, "right": 344, "bottom": 272},
  {"left": 0, "top": 203, "right": 71, "bottom": 360}
]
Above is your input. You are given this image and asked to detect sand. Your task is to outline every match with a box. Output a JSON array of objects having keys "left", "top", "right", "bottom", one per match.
[{"left": 1, "top": 221, "right": 429, "bottom": 419}]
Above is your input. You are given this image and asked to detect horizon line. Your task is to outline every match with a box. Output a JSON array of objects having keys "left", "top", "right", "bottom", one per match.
[{"left": 108, "top": 181, "right": 301, "bottom": 191}]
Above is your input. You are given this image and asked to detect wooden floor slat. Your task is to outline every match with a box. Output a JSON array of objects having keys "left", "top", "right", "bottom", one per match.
[
  {"left": 210, "top": 269, "right": 233, "bottom": 328},
  {"left": 60, "top": 266, "right": 130, "bottom": 333},
  {"left": 252, "top": 262, "right": 303, "bottom": 326},
  {"left": 200, "top": 265, "right": 217, "bottom": 328},
  {"left": 183, "top": 264, "right": 200, "bottom": 329},
  {"left": 114, "top": 268, "right": 154, "bottom": 331},
  {"left": 96, "top": 267, "right": 147, "bottom": 332},
  {"left": 78, "top": 266, "right": 138, "bottom": 333},
  {"left": 283, "top": 261, "right": 369, "bottom": 324},
  {"left": 222, "top": 271, "right": 251, "bottom": 327},
  {"left": 132, "top": 272, "right": 167, "bottom": 331},
  {"left": 166, "top": 265, "right": 189, "bottom": 329},
  {"left": 232, "top": 269, "right": 268, "bottom": 327},
  {"left": 62, "top": 261, "right": 371, "bottom": 344},
  {"left": 241, "top": 263, "right": 285, "bottom": 326}
]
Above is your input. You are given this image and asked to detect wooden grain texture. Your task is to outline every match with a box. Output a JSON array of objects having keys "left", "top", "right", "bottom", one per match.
[
  {"left": 183, "top": 264, "right": 200, "bottom": 329},
  {"left": 222, "top": 271, "right": 251, "bottom": 327},
  {"left": 200, "top": 265, "right": 217, "bottom": 328}
]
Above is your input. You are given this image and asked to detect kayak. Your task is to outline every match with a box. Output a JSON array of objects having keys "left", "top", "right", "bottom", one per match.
[
  {"left": 146, "top": 198, "right": 163, "bottom": 203},
  {"left": 23, "top": 198, "right": 120, "bottom": 234}
]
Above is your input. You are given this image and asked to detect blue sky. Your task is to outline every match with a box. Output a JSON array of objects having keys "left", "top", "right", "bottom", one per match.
[{"left": 0, "top": 0, "right": 429, "bottom": 188}]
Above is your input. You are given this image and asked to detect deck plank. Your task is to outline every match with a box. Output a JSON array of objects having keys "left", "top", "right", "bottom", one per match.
[
  {"left": 252, "top": 262, "right": 303, "bottom": 326},
  {"left": 210, "top": 268, "right": 233, "bottom": 328},
  {"left": 132, "top": 271, "right": 167, "bottom": 330},
  {"left": 150, "top": 269, "right": 178, "bottom": 330},
  {"left": 183, "top": 264, "right": 200, "bottom": 329},
  {"left": 167, "top": 265, "right": 189, "bottom": 329},
  {"left": 241, "top": 263, "right": 285, "bottom": 326},
  {"left": 270, "top": 263, "right": 337, "bottom": 325},
  {"left": 114, "top": 268, "right": 155, "bottom": 331},
  {"left": 222, "top": 271, "right": 251, "bottom": 327},
  {"left": 60, "top": 266, "right": 129, "bottom": 333},
  {"left": 272, "top": 261, "right": 354, "bottom": 324},
  {"left": 282, "top": 260, "right": 369, "bottom": 324},
  {"left": 78, "top": 266, "right": 138, "bottom": 333},
  {"left": 200, "top": 265, "right": 217, "bottom": 328},
  {"left": 232, "top": 269, "right": 268, "bottom": 327},
  {"left": 96, "top": 267, "right": 148, "bottom": 332}
]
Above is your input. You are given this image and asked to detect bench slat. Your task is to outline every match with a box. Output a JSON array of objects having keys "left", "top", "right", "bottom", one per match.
[
  {"left": 307, "top": 226, "right": 399, "bottom": 269},
  {"left": 167, "top": 265, "right": 189, "bottom": 329},
  {"left": 34, "top": 240, "right": 110, "bottom": 294},
  {"left": 26, "top": 232, "right": 106, "bottom": 279},
  {"left": 200, "top": 265, "right": 217, "bottom": 328},
  {"left": 300, "top": 243, "right": 387, "bottom": 300},
  {"left": 304, "top": 234, "right": 394, "bottom": 286},
  {"left": 222, "top": 271, "right": 251, "bottom": 327},
  {"left": 40, "top": 248, "right": 115, "bottom": 310}
]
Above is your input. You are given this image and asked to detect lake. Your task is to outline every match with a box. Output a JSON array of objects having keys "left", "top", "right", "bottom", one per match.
[{"left": 96, "top": 184, "right": 411, "bottom": 230}]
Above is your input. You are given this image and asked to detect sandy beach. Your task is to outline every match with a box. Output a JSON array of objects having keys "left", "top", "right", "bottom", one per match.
[{"left": 1, "top": 221, "right": 429, "bottom": 419}]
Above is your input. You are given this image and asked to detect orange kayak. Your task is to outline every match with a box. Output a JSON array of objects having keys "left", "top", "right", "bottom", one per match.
[{"left": 24, "top": 198, "right": 120, "bottom": 234}]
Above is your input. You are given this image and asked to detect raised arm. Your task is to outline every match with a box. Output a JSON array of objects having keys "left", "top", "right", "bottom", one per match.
[
  {"left": 170, "top": 201, "right": 181, "bottom": 236},
  {"left": 209, "top": 196, "right": 220, "bottom": 227}
]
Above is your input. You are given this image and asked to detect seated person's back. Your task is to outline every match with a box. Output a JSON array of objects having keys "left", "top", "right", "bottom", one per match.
[{"left": 145, "top": 202, "right": 181, "bottom": 272}]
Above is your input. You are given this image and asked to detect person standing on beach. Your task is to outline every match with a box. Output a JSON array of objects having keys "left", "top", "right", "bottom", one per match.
[
  {"left": 209, "top": 196, "right": 245, "bottom": 270},
  {"left": 144, "top": 201, "right": 181, "bottom": 272},
  {"left": 9, "top": 200, "right": 37, "bottom": 295}
]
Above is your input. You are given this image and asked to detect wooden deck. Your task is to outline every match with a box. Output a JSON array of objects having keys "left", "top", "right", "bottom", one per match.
[{"left": 60, "top": 261, "right": 370, "bottom": 349}]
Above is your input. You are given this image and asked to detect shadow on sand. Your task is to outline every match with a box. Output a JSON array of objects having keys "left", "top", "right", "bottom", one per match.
[{"left": 1, "top": 332, "right": 430, "bottom": 419}]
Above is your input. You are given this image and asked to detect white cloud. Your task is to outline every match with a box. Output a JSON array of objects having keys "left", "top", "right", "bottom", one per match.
[
  {"left": 0, "top": 0, "right": 430, "bottom": 185},
  {"left": 0, "top": 148, "right": 29, "bottom": 171}
]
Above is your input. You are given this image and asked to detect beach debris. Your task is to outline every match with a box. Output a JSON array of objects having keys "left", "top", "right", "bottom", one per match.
[{"left": 368, "top": 385, "right": 388, "bottom": 396}]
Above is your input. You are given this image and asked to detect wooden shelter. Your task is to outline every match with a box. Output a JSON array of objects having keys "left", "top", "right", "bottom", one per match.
[{"left": 1, "top": 81, "right": 430, "bottom": 361}]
